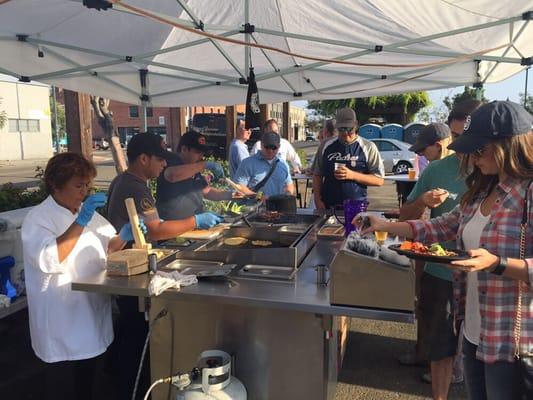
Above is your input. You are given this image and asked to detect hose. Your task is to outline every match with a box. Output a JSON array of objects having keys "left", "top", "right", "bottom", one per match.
[
  {"left": 143, "top": 378, "right": 168, "bottom": 400},
  {"left": 131, "top": 308, "right": 168, "bottom": 400}
]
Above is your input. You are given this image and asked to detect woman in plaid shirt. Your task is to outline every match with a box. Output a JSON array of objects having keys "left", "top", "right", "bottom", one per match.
[{"left": 356, "top": 101, "right": 533, "bottom": 399}]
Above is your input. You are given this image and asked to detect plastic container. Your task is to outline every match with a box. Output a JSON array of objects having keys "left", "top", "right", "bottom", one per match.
[{"left": 0, "top": 256, "right": 17, "bottom": 300}]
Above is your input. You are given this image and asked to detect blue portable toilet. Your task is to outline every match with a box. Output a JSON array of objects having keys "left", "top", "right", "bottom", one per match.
[
  {"left": 358, "top": 123, "right": 381, "bottom": 140},
  {"left": 381, "top": 123, "right": 404, "bottom": 141},
  {"left": 403, "top": 122, "right": 426, "bottom": 144}
]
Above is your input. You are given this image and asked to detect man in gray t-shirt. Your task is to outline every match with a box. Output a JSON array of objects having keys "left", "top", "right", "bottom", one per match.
[
  {"left": 106, "top": 132, "right": 223, "bottom": 400},
  {"left": 107, "top": 171, "right": 159, "bottom": 232}
]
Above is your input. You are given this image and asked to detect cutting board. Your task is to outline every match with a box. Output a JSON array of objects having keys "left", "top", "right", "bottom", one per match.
[
  {"left": 107, "top": 249, "right": 149, "bottom": 276},
  {"left": 177, "top": 224, "right": 229, "bottom": 240}
]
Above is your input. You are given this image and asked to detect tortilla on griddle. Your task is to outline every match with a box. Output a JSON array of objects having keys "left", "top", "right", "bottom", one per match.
[
  {"left": 224, "top": 237, "right": 248, "bottom": 246},
  {"left": 251, "top": 240, "right": 272, "bottom": 247}
]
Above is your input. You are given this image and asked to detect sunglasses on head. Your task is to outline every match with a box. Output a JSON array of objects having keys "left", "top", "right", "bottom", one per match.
[
  {"left": 338, "top": 127, "right": 353, "bottom": 133},
  {"left": 265, "top": 145, "right": 279, "bottom": 150}
]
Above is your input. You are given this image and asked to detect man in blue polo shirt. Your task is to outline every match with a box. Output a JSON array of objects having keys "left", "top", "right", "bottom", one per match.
[
  {"left": 233, "top": 131, "right": 294, "bottom": 197},
  {"left": 313, "top": 108, "right": 384, "bottom": 209}
]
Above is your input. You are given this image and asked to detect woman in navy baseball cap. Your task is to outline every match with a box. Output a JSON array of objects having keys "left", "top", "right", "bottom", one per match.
[{"left": 357, "top": 101, "right": 533, "bottom": 399}]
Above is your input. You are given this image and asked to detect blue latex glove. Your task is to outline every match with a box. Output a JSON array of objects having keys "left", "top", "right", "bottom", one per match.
[
  {"left": 75, "top": 192, "right": 107, "bottom": 227},
  {"left": 194, "top": 212, "right": 224, "bottom": 229},
  {"left": 119, "top": 219, "right": 147, "bottom": 242},
  {"left": 205, "top": 161, "right": 225, "bottom": 180}
]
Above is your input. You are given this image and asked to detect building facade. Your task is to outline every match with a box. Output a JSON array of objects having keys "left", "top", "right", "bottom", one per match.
[{"left": 0, "top": 76, "right": 53, "bottom": 160}]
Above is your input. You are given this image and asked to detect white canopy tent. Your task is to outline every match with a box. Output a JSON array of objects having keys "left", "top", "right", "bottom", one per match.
[{"left": 0, "top": 0, "right": 531, "bottom": 107}]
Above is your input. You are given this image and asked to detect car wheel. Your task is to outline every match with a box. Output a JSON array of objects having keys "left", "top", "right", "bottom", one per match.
[{"left": 393, "top": 161, "right": 411, "bottom": 174}]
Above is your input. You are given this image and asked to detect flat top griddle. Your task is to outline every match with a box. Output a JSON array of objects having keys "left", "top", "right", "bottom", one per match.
[
  {"left": 203, "top": 237, "right": 290, "bottom": 251},
  {"left": 247, "top": 212, "right": 320, "bottom": 225}
]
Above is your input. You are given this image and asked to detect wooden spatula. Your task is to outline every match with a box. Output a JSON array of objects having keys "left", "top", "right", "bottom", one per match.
[{"left": 125, "top": 197, "right": 150, "bottom": 250}]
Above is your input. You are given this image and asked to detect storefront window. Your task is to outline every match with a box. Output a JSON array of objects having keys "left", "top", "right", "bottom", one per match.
[{"left": 129, "top": 106, "right": 139, "bottom": 118}]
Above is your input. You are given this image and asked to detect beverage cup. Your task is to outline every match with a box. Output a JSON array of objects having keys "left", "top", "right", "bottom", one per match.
[
  {"left": 408, "top": 168, "right": 417, "bottom": 180},
  {"left": 334, "top": 162, "right": 344, "bottom": 171},
  {"left": 374, "top": 230, "right": 388, "bottom": 245}
]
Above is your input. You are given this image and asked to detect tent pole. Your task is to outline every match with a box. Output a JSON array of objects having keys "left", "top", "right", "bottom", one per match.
[
  {"left": 482, "top": 21, "right": 529, "bottom": 84},
  {"left": 525, "top": 67, "right": 530, "bottom": 107},
  {"left": 244, "top": 0, "right": 250, "bottom": 74},
  {"left": 176, "top": 0, "right": 246, "bottom": 79},
  {"left": 249, "top": 34, "right": 297, "bottom": 93},
  {"left": 140, "top": 69, "right": 149, "bottom": 133},
  {"left": 51, "top": 85, "right": 60, "bottom": 153},
  {"left": 28, "top": 42, "right": 139, "bottom": 97}
]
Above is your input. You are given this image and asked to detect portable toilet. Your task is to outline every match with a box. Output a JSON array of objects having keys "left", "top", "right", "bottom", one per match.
[
  {"left": 358, "top": 123, "right": 381, "bottom": 140},
  {"left": 403, "top": 122, "right": 426, "bottom": 144},
  {"left": 380, "top": 123, "right": 404, "bottom": 141}
]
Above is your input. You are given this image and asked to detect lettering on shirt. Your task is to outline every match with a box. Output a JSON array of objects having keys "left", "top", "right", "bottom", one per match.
[{"left": 326, "top": 152, "right": 359, "bottom": 167}]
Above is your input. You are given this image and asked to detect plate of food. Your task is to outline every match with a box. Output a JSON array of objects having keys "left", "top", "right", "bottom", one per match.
[{"left": 389, "top": 241, "right": 470, "bottom": 264}]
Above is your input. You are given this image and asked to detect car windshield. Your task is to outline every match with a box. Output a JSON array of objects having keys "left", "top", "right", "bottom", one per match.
[{"left": 192, "top": 114, "right": 226, "bottom": 133}]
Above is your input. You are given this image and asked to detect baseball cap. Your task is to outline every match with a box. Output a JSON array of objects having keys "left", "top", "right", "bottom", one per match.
[
  {"left": 409, "top": 123, "right": 451, "bottom": 153},
  {"left": 261, "top": 131, "right": 281, "bottom": 148},
  {"left": 177, "top": 130, "right": 208, "bottom": 153},
  {"left": 127, "top": 133, "right": 172, "bottom": 162},
  {"left": 448, "top": 101, "right": 533, "bottom": 153},
  {"left": 336, "top": 108, "right": 358, "bottom": 129}
]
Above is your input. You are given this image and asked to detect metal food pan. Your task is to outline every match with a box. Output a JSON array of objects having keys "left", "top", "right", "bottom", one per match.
[{"left": 236, "top": 264, "right": 295, "bottom": 280}]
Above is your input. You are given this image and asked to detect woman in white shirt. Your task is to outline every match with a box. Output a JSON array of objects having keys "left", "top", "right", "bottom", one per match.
[{"left": 22, "top": 152, "right": 135, "bottom": 400}]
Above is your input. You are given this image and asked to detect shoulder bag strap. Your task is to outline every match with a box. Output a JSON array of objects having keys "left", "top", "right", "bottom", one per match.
[
  {"left": 514, "top": 180, "right": 533, "bottom": 358},
  {"left": 251, "top": 158, "right": 280, "bottom": 193}
]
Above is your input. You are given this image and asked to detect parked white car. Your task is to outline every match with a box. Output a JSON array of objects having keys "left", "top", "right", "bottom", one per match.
[{"left": 370, "top": 138, "right": 416, "bottom": 174}]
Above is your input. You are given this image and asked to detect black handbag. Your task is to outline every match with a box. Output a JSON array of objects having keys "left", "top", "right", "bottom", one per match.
[{"left": 514, "top": 180, "right": 533, "bottom": 398}]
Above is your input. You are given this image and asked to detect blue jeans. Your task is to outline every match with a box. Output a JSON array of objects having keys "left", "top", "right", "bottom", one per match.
[{"left": 463, "top": 338, "right": 523, "bottom": 400}]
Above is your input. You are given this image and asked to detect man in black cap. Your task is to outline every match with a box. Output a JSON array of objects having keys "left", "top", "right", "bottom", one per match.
[
  {"left": 106, "top": 132, "right": 223, "bottom": 400},
  {"left": 156, "top": 130, "right": 235, "bottom": 220},
  {"left": 447, "top": 99, "right": 483, "bottom": 139},
  {"left": 313, "top": 107, "right": 384, "bottom": 210},
  {"left": 233, "top": 131, "right": 294, "bottom": 197},
  {"left": 398, "top": 122, "right": 466, "bottom": 397}
]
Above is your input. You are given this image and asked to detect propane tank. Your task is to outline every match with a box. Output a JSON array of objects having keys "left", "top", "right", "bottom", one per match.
[{"left": 176, "top": 350, "right": 246, "bottom": 400}]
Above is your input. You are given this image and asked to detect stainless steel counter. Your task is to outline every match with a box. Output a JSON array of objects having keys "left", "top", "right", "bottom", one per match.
[
  {"left": 73, "top": 233, "right": 414, "bottom": 400},
  {"left": 72, "top": 239, "right": 413, "bottom": 323}
]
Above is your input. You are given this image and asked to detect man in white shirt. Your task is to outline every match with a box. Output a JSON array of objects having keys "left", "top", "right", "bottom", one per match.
[{"left": 250, "top": 119, "right": 302, "bottom": 173}]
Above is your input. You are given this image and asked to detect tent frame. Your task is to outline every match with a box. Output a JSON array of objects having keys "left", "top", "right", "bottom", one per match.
[{"left": 1, "top": 3, "right": 531, "bottom": 104}]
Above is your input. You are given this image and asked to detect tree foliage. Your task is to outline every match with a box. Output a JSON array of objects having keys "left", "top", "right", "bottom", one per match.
[
  {"left": 0, "top": 97, "right": 7, "bottom": 129},
  {"left": 307, "top": 92, "right": 430, "bottom": 125},
  {"left": 49, "top": 92, "right": 66, "bottom": 139},
  {"left": 443, "top": 86, "right": 488, "bottom": 112},
  {"left": 519, "top": 92, "right": 533, "bottom": 114}
]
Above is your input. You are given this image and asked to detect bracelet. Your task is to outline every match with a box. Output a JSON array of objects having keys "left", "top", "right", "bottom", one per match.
[{"left": 490, "top": 256, "right": 508, "bottom": 275}]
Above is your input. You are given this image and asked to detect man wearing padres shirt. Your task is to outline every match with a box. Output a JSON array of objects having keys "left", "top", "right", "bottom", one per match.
[{"left": 313, "top": 108, "right": 385, "bottom": 210}]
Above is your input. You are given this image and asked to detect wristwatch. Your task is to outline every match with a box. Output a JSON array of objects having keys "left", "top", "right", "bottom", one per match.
[{"left": 490, "top": 256, "right": 508, "bottom": 275}]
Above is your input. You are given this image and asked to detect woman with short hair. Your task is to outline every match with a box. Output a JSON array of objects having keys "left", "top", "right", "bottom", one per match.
[
  {"left": 22, "top": 152, "right": 135, "bottom": 400},
  {"left": 356, "top": 101, "right": 533, "bottom": 399}
]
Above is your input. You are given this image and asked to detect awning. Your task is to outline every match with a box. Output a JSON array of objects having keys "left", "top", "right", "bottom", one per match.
[{"left": 0, "top": 0, "right": 531, "bottom": 106}]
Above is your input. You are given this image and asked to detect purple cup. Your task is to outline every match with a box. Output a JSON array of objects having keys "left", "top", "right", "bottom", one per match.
[{"left": 343, "top": 199, "right": 369, "bottom": 236}]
